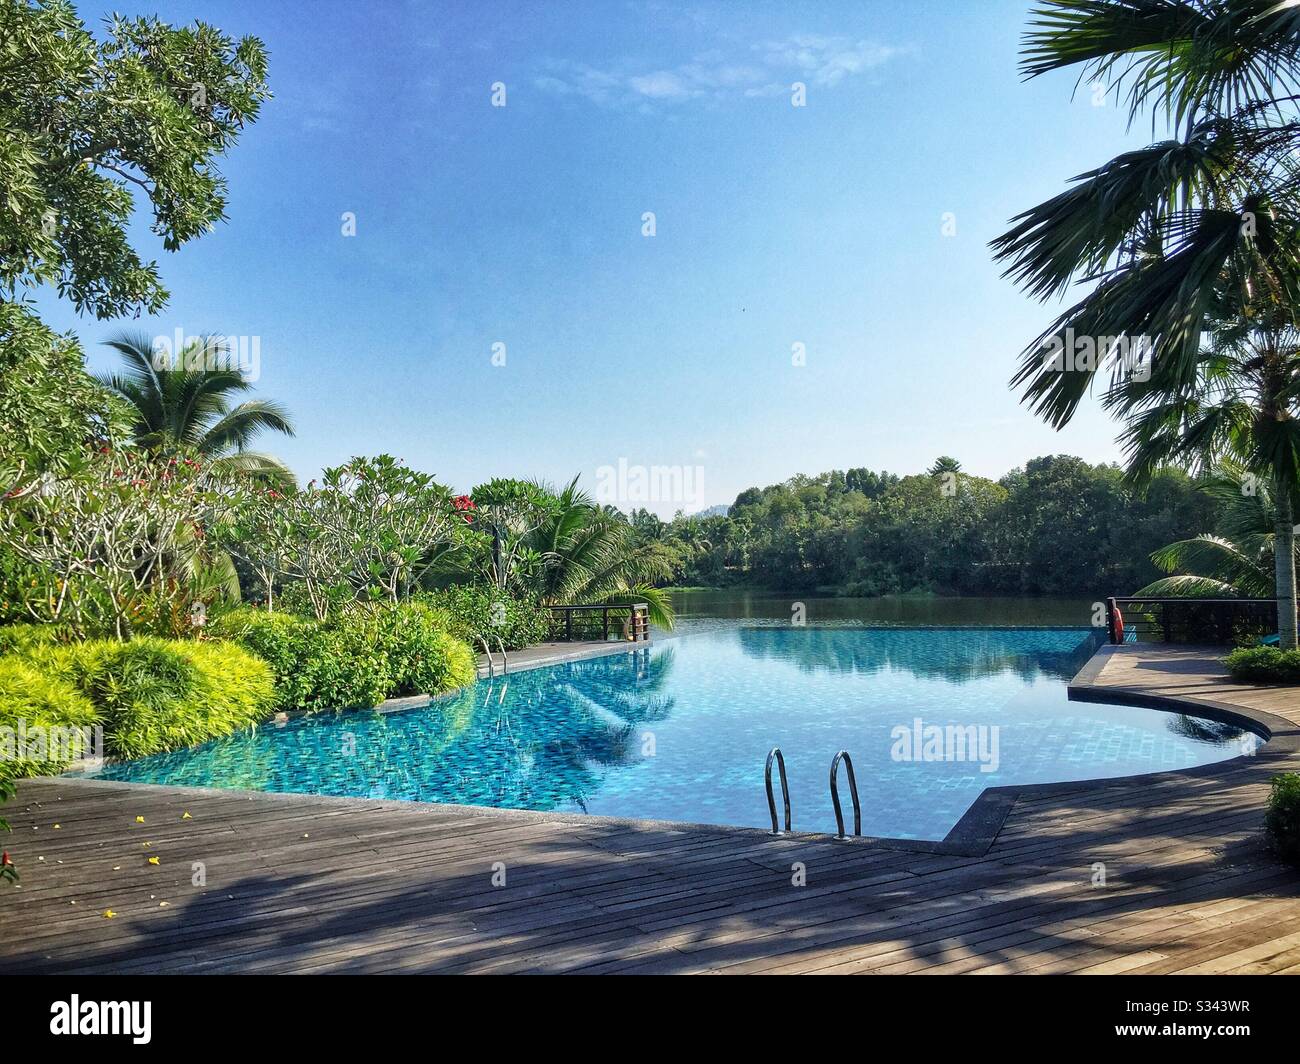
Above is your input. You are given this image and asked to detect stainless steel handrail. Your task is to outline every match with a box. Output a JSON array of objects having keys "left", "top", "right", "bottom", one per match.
[
  {"left": 480, "top": 637, "right": 494, "bottom": 677},
  {"left": 496, "top": 637, "right": 508, "bottom": 674},
  {"left": 830, "top": 750, "right": 860, "bottom": 841},
  {"left": 765, "top": 747, "right": 791, "bottom": 836}
]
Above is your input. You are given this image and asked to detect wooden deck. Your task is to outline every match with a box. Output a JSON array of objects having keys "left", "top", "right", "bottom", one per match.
[
  {"left": 471, "top": 639, "right": 644, "bottom": 680},
  {"left": 4, "top": 643, "right": 1300, "bottom": 974}
]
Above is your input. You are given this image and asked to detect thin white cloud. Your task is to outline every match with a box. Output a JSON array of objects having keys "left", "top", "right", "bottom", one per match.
[
  {"left": 535, "top": 33, "right": 903, "bottom": 107},
  {"left": 755, "top": 35, "right": 901, "bottom": 86},
  {"left": 628, "top": 71, "right": 695, "bottom": 100}
]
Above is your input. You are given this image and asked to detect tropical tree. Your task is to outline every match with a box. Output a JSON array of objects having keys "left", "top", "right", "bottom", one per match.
[
  {"left": 1, "top": 1, "right": 269, "bottom": 321},
  {"left": 528, "top": 478, "right": 674, "bottom": 628},
  {"left": 228, "top": 456, "right": 460, "bottom": 621},
  {"left": 468, "top": 478, "right": 557, "bottom": 592},
  {"left": 992, "top": 0, "right": 1300, "bottom": 645},
  {"left": 1137, "top": 463, "right": 1283, "bottom": 597},
  {"left": 1118, "top": 311, "right": 1300, "bottom": 632},
  {"left": 0, "top": 446, "right": 242, "bottom": 638},
  {"left": 1140, "top": 532, "right": 1274, "bottom": 597},
  {"left": 99, "top": 332, "right": 296, "bottom": 487},
  {"left": 928, "top": 456, "right": 962, "bottom": 476}
]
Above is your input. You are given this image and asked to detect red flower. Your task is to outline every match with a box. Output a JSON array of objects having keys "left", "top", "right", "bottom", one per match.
[{"left": 1, "top": 852, "right": 11, "bottom": 867}]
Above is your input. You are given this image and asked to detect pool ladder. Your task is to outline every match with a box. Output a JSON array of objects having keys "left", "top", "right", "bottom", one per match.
[
  {"left": 765, "top": 747, "right": 791, "bottom": 835},
  {"left": 480, "top": 637, "right": 508, "bottom": 677},
  {"left": 762, "top": 746, "right": 862, "bottom": 841},
  {"left": 829, "top": 750, "right": 861, "bottom": 841}
]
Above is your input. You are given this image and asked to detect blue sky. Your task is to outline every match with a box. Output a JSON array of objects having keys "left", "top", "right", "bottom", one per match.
[{"left": 38, "top": 0, "right": 1154, "bottom": 515}]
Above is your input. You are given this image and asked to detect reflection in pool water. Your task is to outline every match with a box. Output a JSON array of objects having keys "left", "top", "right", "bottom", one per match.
[{"left": 86, "top": 626, "right": 1262, "bottom": 840}]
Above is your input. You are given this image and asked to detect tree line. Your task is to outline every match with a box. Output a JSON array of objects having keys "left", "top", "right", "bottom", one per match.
[{"left": 629, "top": 455, "right": 1220, "bottom": 596}]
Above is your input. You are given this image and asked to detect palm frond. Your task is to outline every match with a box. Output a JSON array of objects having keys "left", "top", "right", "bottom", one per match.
[
  {"left": 1021, "top": 0, "right": 1300, "bottom": 129},
  {"left": 1132, "top": 574, "right": 1248, "bottom": 597},
  {"left": 1148, "top": 533, "right": 1273, "bottom": 595}
]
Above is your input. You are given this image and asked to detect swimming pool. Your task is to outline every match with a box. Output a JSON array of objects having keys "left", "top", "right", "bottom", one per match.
[{"left": 85, "top": 626, "right": 1261, "bottom": 841}]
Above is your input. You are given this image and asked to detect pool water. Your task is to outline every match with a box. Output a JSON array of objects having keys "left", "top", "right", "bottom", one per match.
[{"left": 86, "top": 627, "right": 1262, "bottom": 841}]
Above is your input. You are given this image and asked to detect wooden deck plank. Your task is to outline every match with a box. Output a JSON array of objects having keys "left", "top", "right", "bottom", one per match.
[{"left": 5, "top": 643, "right": 1300, "bottom": 973}]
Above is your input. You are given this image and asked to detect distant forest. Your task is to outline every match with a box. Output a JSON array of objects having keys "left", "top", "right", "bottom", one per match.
[{"left": 627, "top": 455, "right": 1219, "bottom": 597}]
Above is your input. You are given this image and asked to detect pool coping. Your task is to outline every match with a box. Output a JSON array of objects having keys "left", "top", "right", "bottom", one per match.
[{"left": 53, "top": 641, "right": 1300, "bottom": 861}]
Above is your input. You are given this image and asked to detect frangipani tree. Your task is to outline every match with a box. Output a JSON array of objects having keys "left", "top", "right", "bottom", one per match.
[
  {"left": 469, "top": 478, "right": 557, "bottom": 592},
  {"left": 222, "top": 456, "right": 462, "bottom": 621},
  {"left": 0, "top": 446, "right": 240, "bottom": 638}
]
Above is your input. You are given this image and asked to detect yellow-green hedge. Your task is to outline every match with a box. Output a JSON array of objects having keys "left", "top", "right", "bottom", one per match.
[
  {"left": 8, "top": 637, "right": 277, "bottom": 766},
  {"left": 0, "top": 657, "right": 97, "bottom": 778}
]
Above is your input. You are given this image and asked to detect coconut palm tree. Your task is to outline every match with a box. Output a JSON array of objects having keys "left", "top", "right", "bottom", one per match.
[
  {"left": 1137, "top": 464, "right": 1284, "bottom": 598},
  {"left": 98, "top": 332, "right": 296, "bottom": 487},
  {"left": 993, "top": 0, "right": 1300, "bottom": 644}
]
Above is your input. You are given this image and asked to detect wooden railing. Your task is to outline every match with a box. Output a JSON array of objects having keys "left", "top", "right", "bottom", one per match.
[
  {"left": 1105, "top": 596, "right": 1277, "bottom": 645},
  {"left": 548, "top": 603, "right": 651, "bottom": 643}
]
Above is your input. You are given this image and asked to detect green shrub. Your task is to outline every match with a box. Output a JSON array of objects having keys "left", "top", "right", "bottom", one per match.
[
  {"left": 27, "top": 638, "right": 275, "bottom": 760},
  {"left": 420, "top": 585, "right": 549, "bottom": 650},
  {"left": 377, "top": 603, "right": 477, "bottom": 696},
  {"left": 212, "top": 605, "right": 474, "bottom": 712},
  {"left": 1223, "top": 646, "right": 1300, "bottom": 684},
  {"left": 212, "top": 607, "right": 392, "bottom": 711},
  {"left": 0, "top": 656, "right": 98, "bottom": 777},
  {"left": 1266, "top": 773, "right": 1300, "bottom": 865},
  {"left": 318, "top": 611, "right": 394, "bottom": 709},
  {"left": 210, "top": 607, "right": 330, "bottom": 711}
]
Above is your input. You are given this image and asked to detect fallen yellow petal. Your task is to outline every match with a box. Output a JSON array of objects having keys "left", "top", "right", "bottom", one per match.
[
  {"left": 181, "top": 812, "right": 192, "bottom": 820},
  {"left": 52, "top": 824, "right": 60, "bottom": 829},
  {"left": 134, "top": 816, "right": 145, "bottom": 824},
  {"left": 147, "top": 856, "right": 159, "bottom": 866},
  {"left": 103, "top": 909, "right": 116, "bottom": 918}
]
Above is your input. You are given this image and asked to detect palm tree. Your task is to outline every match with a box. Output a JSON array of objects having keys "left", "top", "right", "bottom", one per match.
[
  {"left": 98, "top": 332, "right": 296, "bottom": 487},
  {"left": 1137, "top": 464, "right": 1284, "bottom": 598},
  {"left": 1139, "top": 533, "right": 1274, "bottom": 597},
  {"left": 992, "top": 0, "right": 1300, "bottom": 644},
  {"left": 1118, "top": 314, "right": 1300, "bottom": 639},
  {"left": 529, "top": 477, "right": 675, "bottom": 629}
]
